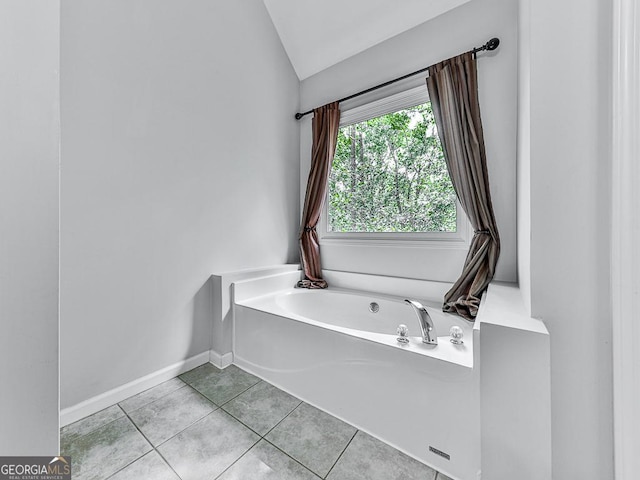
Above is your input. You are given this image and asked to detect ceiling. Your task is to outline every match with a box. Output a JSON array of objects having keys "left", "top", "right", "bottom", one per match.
[{"left": 262, "top": 0, "right": 472, "bottom": 80}]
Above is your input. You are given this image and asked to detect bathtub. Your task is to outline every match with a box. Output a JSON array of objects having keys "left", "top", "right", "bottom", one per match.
[{"left": 232, "top": 271, "right": 481, "bottom": 480}]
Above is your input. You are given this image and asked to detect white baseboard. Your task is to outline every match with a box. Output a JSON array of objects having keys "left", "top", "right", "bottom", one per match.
[
  {"left": 209, "top": 350, "right": 233, "bottom": 369},
  {"left": 60, "top": 351, "right": 211, "bottom": 427}
]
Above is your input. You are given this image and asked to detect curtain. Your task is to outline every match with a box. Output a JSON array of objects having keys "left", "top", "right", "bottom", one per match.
[
  {"left": 297, "top": 102, "right": 341, "bottom": 289},
  {"left": 426, "top": 52, "right": 500, "bottom": 320}
]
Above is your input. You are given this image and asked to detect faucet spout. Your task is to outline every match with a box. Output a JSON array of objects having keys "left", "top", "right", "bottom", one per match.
[{"left": 404, "top": 299, "right": 438, "bottom": 345}]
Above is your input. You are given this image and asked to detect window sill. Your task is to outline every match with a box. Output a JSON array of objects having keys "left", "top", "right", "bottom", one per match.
[{"left": 319, "top": 234, "right": 470, "bottom": 250}]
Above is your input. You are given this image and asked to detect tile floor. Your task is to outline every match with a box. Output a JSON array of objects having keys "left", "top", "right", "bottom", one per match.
[{"left": 61, "top": 363, "right": 452, "bottom": 480}]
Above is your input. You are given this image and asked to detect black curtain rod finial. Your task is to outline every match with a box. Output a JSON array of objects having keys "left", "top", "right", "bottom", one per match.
[
  {"left": 471, "top": 37, "right": 500, "bottom": 55},
  {"left": 294, "top": 36, "right": 500, "bottom": 120},
  {"left": 486, "top": 37, "right": 500, "bottom": 51}
]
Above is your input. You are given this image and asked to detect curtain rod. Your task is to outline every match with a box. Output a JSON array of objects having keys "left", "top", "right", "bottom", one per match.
[{"left": 294, "top": 37, "right": 500, "bottom": 120}]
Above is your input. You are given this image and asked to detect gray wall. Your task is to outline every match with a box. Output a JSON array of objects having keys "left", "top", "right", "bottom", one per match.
[
  {"left": 299, "top": 0, "right": 518, "bottom": 284},
  {"left": 60, "top": 0, "right": 300, "bottom": 409},
  {"left": 0, "top": 0, "right": 60, "bottom": 454},
  {"left": 518, "top": 0, "right": 613, "bottom": 478}
]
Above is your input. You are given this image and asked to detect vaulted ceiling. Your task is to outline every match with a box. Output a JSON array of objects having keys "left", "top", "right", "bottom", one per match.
[{"left": 262, "top": 0, "right": 472, "bottom": 80}]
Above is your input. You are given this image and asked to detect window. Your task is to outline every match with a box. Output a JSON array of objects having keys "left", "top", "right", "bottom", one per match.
[{"left": 322, "top": 86, "right": 467, "bottom": 243}]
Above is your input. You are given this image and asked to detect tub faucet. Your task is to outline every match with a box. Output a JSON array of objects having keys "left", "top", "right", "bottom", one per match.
[{"left": 404, "top": 299, "right": 438, "bottom": 345}]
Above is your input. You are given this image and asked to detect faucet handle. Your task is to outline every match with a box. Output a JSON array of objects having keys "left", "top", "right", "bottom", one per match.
[
  {"left": 396, "top": 324, "right": 410, "bottom": 344},
  {"left": 449, "top": 326, "right": 464, "bottom": 345}
]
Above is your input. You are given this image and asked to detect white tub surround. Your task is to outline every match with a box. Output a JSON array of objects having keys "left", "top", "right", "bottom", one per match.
[
  {"left": 477, "top": 282, "right": 551, "bottom": 480},
  {"left": 233, "top": 270, "right": 481, "bottom": 480},
  {"left": 224, "top": 267, "right": 553, "bottom": 480},
  {"left": 239, "top": 288, "right": 475, "bottom": 368},
  {"left": 210, "top": 265, "right": 301, "bottom": 367}
]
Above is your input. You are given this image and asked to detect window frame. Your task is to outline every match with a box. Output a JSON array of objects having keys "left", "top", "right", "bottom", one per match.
[{"left": 319, "top": 86, "right": 471, "bottom": 247}]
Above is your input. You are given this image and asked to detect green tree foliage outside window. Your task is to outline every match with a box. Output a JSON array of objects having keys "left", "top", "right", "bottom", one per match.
[{"left": 328, "top": 102, "right": 457, "bottom": 233}]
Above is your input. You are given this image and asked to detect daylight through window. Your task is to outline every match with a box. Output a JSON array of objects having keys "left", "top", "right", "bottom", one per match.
[{"left": 328, "top": 101, "right": 457, "bottom": 234}]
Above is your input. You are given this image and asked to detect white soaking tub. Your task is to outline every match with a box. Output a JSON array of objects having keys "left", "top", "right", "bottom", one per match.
[{"left": 232, "top": 273, "right": 481, "bottom": 480}]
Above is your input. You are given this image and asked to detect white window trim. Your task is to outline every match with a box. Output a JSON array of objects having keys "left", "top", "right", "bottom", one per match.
[{"left": 320, "top": 85, "right": 471, "bottom": 248}]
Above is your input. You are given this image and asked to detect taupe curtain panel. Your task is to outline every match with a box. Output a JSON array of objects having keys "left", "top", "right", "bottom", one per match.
[
  {"left": 427, "top": 52, "right": 500, "bottom": 320},
  {"left": 297, "top": 102, "right": 341, "bottom": 289}
]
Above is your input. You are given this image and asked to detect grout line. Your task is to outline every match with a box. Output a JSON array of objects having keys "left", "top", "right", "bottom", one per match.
[
  {"left": 154, "top": 443, "right": 185, "bottom": 480},
  {"left": 203, "top": 372, "right": 306, "bottom": 479},
  {"left": 103, "top": 451, "right": 154, "bottom": 480},
  {"left": 98, "top": 409, "right": 152, "bottom": 480},
  {"left": 220, "top": 395, "right": 303, "bottom": 439},
  {"left": 60, "top": 406, "right": 126, "bottom": 446},
  {"left": 261, "top": 400, "right": 304, "bottom": 438},
  {"left": 218, "top": 380, "right": 264, "bottom": 409},
  {"left": 120, "top": 408, "right": 155, "bottom": 450},
  {"left": 258, "top": 402, "right": 322, "bottom": 477},
  {"left": 212, "top": 437, "right": 262, "bottom": 479},
  {"left": 63, "top": 369, "right": 254, "bottom": 480},
  {"left": 216, "top": 397, "right": 315, "bottom": 479},
  {"left": 125, "top": 384, "right": 220, "bottom": 448},
  {"left": 123, "top": 376, "right": 186, "bottom": 401},
  {"left": 261, "top": 438, "right": 324, "bottom": 479},
  {"left": 261, "top": 400, "right": 354, "bottom": 479},
  {"left": 63, "top": 376, "right": 188, "bottom": 442},
  {"left": 217, "top": 382, "right": 261, "bottom": 406},
  {"left": 323, "top": 429, "right": 358, "bottom": 479},
  {"left": 122, "top": 384, "right": 191, "bottom": 415},
  {"left": 61, "top": 409, "right": 142, "bottom": 478},
  {"left": 185, "top": 383, "right": 224, "bottom": 409},
  {"left": 118, "top": 378, "right": 188, "bottom": 415},
  {"left": 212, "top": 391, "right": 311, "bottom": 478},
  {"left": 68, "top": 367, "right": 441, "bottom": 480},
  {"left": 154, "top": 407, "right": 219, "bottom": 449},
  {"left": 183, "top": 365, "right": 261, "bottom": 409},
  {"left": 119, "top": 406, "right": 184, "bottom": 480},
  {"left": 176, "top": 370, "right": 208, "bottom": 387},
  {"left": 121, "top": 406, "right": 168, "bottom": 452},
  {"left": 219, "top": 407, "right": 267, "bottom": 438},
  {"left": 216, "top": 377, "right": 263, "bottom": 407}
]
